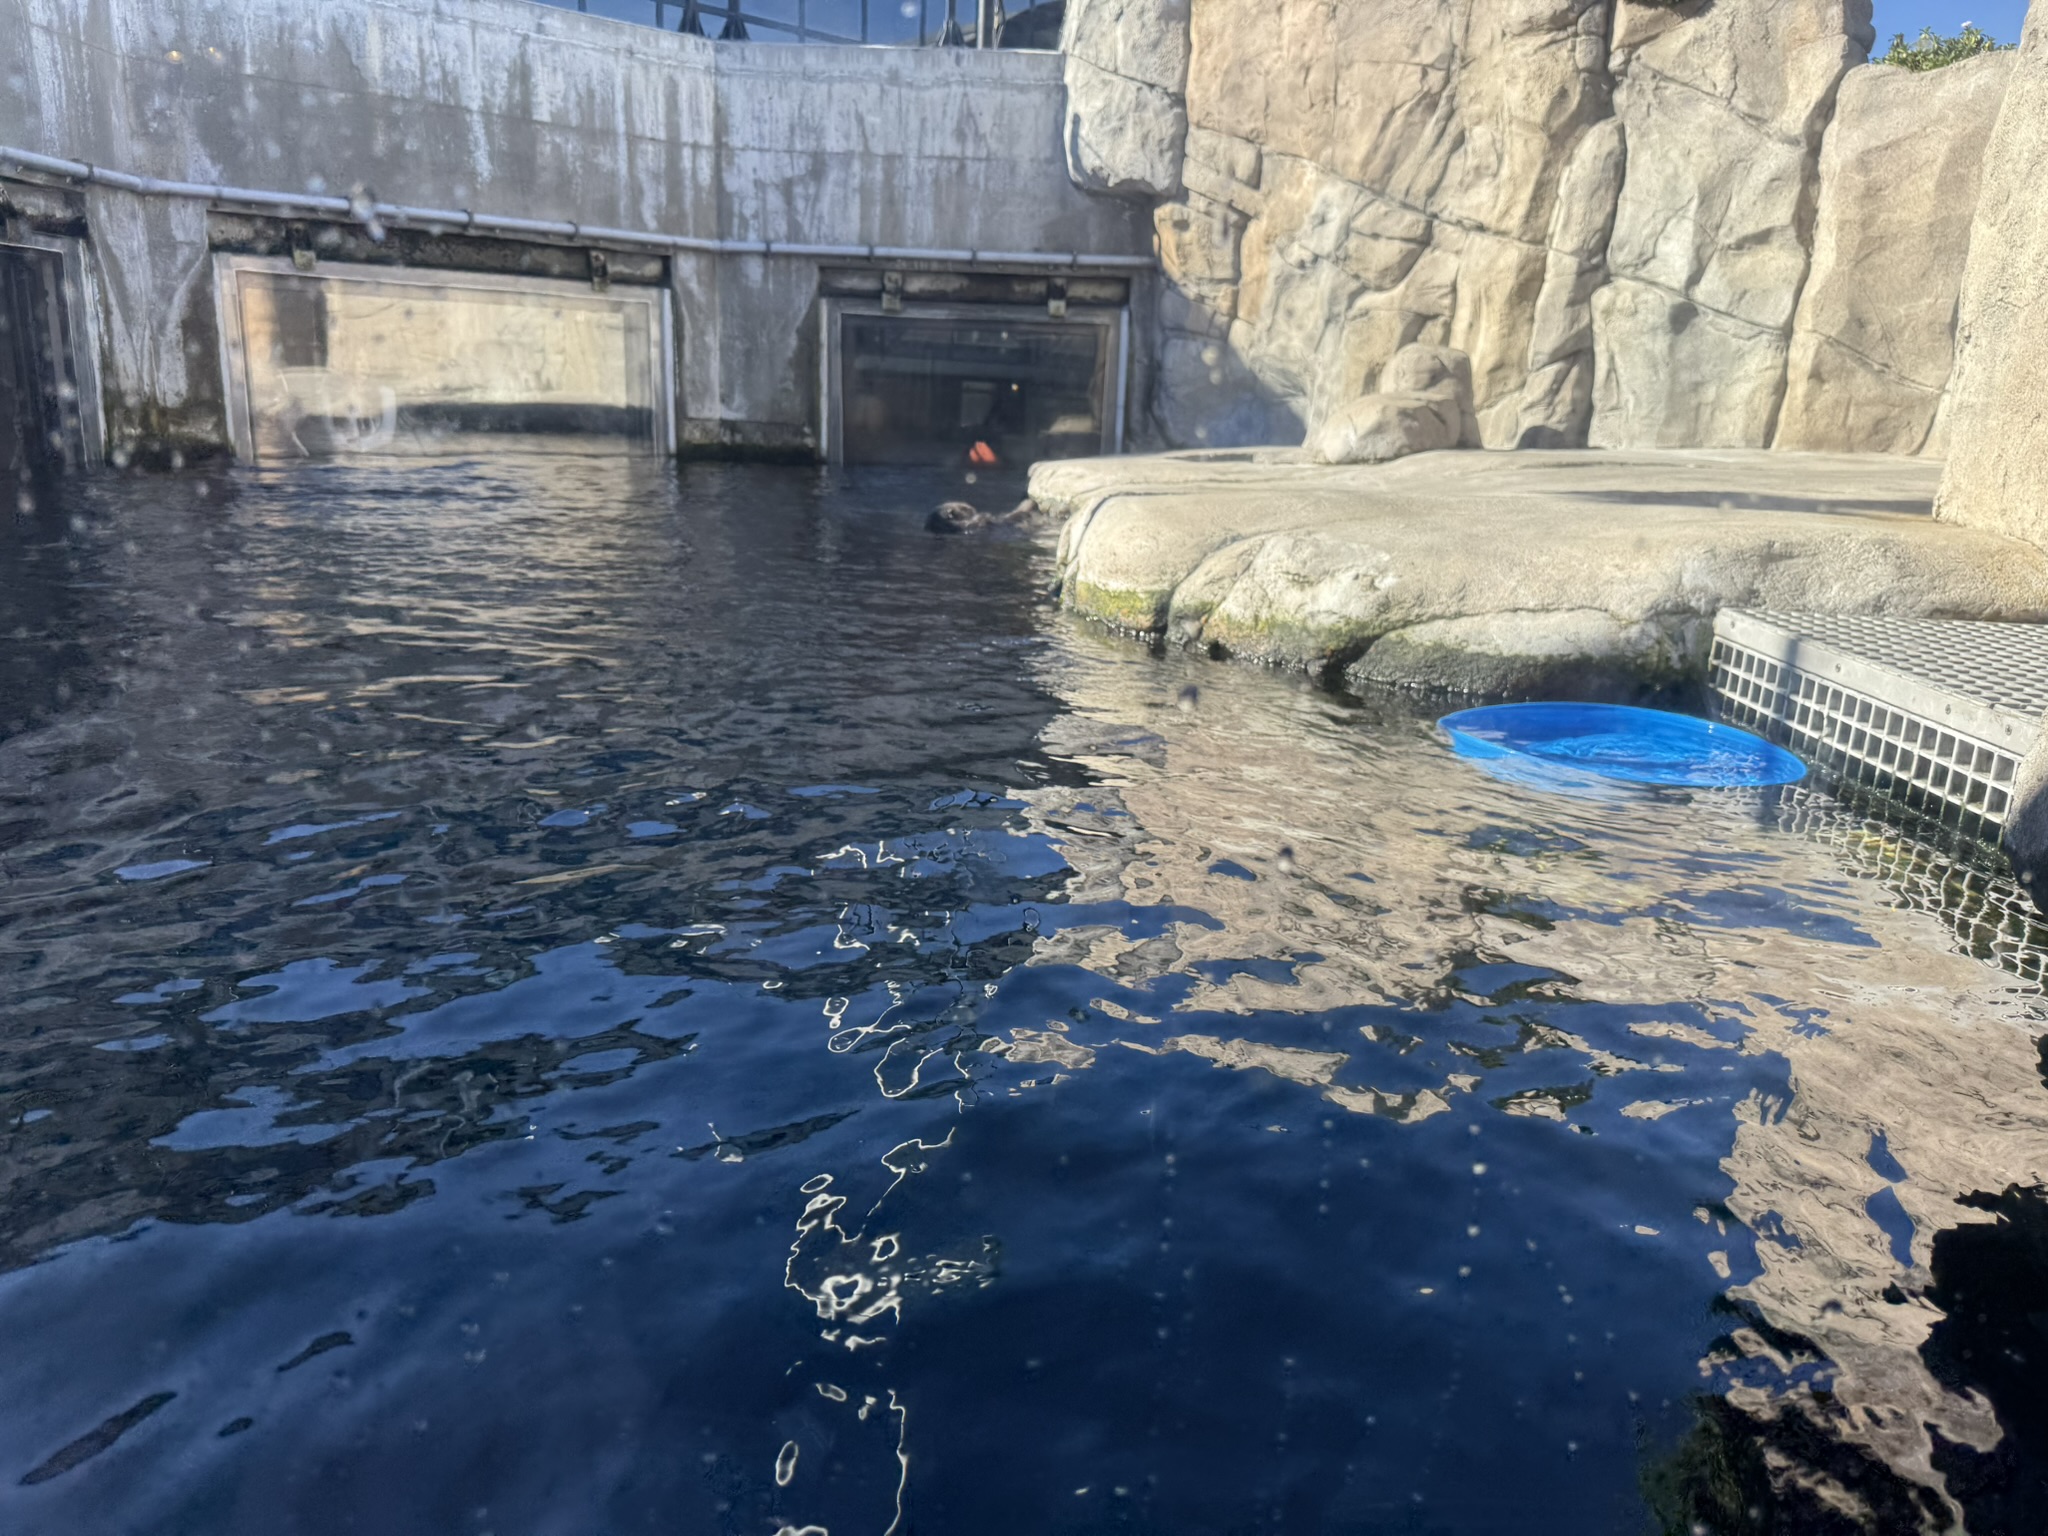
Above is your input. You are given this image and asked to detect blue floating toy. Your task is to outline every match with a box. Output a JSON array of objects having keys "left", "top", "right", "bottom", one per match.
[{"left": 1438, "top": 702, "right": 1806, "bottom": 789}]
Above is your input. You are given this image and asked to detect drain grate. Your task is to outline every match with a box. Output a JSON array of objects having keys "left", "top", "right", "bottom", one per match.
[{"left": 1709, "top": 608, "right": 2048, "bottom": 838}]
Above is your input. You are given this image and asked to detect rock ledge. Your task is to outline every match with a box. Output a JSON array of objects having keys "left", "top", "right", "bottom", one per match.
[{"left": 1033, "top": 449, "right": 2048, "bottom": 697}]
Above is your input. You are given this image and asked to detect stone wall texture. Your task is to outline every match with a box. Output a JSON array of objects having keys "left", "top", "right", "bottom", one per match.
[
  {"left": 1935, "top": 6, "right": 2048, "bottom": 549},
  {"left": 1591, "top": 0, "right": 1872, "bottom": 449},
  {"left": 1068, "top": 0, "right": 2025, "bottom": 463},
  {"left": 1061, "top": 0, "right": 1191, "bottom": 197},
  {"left": 1774, "top": 52, "right": 2012, "bottom": 455}
]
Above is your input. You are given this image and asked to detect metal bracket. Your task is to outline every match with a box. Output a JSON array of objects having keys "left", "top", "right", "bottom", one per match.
[
  {"left": 1046, "top": 277, "right": 1068, "bottom": 319},
  {"left": 588, "top": 249, "right": 610, "bottom": 292},
  {"left": 881, "top": 270, "right": 904, "bottom": 314}
]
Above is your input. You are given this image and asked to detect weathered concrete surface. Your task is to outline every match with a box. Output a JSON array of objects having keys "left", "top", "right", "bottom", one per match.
[
  {"left": 2004, "top": 720, "right": 2048, "bottom": 904},
  {"left": 1935, "top": 5, "right": 2048, "bottom": 553},
  {"left": 1060, "top": 0, "right": 1190, "bottom": 198},
  {"left": 1034, "top": 447, "right": 2048, "bottom": 694},
  {"left": 0, "top": 0, "right": 1148, "bottom": 457},
  {"left": 1775, "top": 52, "right": 2012, "bottom": 456},
  {"left": 1139, "top": 0, "right": 1615, "bottom": 450},
  {"left": 1590, "top": 0, "right": 1874, "bottom": 450}
]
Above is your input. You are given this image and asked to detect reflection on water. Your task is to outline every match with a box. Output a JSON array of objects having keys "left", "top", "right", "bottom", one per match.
[{"left": 0, "top": 461, "right": 2044, "bottom": 1533}]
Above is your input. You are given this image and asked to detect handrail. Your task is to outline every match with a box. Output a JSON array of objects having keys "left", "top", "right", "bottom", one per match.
[
  {"left": 0, "top": 145, "right": 1156, "bottom": 269},
  {"left": 604, "top": 0, "right": 1056, "bottom": 48}
]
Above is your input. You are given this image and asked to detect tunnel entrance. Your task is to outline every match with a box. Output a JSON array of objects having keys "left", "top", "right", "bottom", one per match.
[
  {"left": 1, "top": 240, "right": 96, "bottom": 480},
  {"left": 826, "top": 302, "right": 1125, "bottom": 468},
  {"left": 214, "top": 256, "right": 674, "bottom": 462}
]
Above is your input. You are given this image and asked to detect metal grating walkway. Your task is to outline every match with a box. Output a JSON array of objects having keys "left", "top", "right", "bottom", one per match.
[{"left": 1710, "top": 608, "right": 2048, "bottom": 838}]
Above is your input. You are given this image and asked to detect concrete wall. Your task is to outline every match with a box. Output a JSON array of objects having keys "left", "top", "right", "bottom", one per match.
[{"left": 0, "top": 0, "right": 1149, "bottom": 457}]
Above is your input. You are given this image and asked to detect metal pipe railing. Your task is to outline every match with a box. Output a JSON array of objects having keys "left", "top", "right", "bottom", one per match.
[
  {"left": 573, "top": 0, "right": 1045, "bottom": 46},
  {"left": 0, "top": 145, "right": 1156, "bottom": 269}
]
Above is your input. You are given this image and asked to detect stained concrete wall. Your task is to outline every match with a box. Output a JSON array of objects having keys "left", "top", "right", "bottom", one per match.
[{"left": 0, "top": 0, "right": 1149, "bottom": 457}]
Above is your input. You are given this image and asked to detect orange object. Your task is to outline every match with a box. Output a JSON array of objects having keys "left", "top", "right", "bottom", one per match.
[{"left": 968, "top": 440, "right": 998, "bottom": 466}]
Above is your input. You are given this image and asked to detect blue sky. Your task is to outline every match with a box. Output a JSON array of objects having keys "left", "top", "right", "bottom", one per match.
[{"left": 1870, "top": 0, "right": 2030, "bottom": 45}]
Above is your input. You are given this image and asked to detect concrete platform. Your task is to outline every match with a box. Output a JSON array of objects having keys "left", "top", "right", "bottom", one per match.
[{"left": 1030, "top": 448, "right": 2048, "bottom": 696}]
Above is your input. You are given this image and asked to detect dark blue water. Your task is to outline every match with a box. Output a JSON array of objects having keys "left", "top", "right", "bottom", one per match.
[{"left": 2, "top": 461, "right": 2046, "bottom": 1534}]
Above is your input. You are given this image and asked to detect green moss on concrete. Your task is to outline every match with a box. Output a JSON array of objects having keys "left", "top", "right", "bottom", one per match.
[
  {"left": 1069, "top": 581, "right": 1173, "bottom": 634},
  {"left": 1189, "top": 609, "right": 1388, "bottom": 670}
]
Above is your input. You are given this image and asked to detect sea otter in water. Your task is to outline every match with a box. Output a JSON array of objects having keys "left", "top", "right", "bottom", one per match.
[{"left": 926, "top": 498, "right": 1045, "bottom": 534}]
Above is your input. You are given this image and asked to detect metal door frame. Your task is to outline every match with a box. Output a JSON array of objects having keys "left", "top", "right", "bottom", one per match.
[
  {"left": 212, "top": 253, "right": 677, "bottom": 461},
  {"left": 821, "top": 296, "right": 1128, "bottom": 467},
  {"left": 0, "top": 229, "right": 104, "bottom": 468}
]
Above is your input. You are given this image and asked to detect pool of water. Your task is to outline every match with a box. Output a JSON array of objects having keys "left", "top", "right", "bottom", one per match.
[{"left": 2, "top": 460, "right": 2045, "bottom": 1534}]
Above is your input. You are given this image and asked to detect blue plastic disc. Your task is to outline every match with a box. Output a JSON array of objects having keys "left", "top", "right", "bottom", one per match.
[{"left": 1438, "top": 702, "right": 1806, "bottom": 789}]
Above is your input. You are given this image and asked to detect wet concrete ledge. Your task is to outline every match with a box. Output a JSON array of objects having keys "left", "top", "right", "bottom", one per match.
[{"left": 1028, "top": 448, "right": 2048, "bottom": 699}]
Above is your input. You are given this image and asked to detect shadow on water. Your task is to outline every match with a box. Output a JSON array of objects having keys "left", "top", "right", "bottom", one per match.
[
  {"left": 0, "top": 469, "right": 112, "bottom": 741},
  {"left": 0, "top": 460, "right": 2044, "bottom": 1533}
]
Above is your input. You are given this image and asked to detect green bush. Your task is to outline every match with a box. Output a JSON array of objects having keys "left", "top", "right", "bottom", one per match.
[{"left": 1879, "top": 23, "right": 2014, "bottom": 70}]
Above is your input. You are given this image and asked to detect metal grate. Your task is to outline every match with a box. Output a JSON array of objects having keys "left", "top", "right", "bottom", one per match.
[
  {"left": 1710, "top": 608, "right": 2046, "bottom": 839},
  {"left": 1771, "top": 785, "right": 2048, "bottom": 988}
]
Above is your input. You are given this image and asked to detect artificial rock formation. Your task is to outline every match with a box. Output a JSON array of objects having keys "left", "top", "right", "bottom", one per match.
[
  {"left": 1145, "top": 0, "right": 1618, "bottom": 449},
  {"left": 1307, "top": 344, "right": 1478, "bottom": 465},
  {"left": 1062, "top": 0, "right": 2027, "bottom": 460},
  {"left": 1031, "top": 447, "right": 2048, "bottom": 694},
  {"left": 1060, "top": 0, "right": 1191, "bottom": 197},
  {"left": 1590, "top": 0, "right": 1874, "bottom": 449},
  {"left": 1774, "top": 51, "right": 2014, "bottom": 456},
  {"left": 1511, "top": 116, "right": 1624, "bottom": 448},
  {"left": 1936, "top": 4, "right": 2048, "bottom": 553}
]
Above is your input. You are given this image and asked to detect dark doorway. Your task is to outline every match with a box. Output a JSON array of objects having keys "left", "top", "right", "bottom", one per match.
[
  {"left": 1, "top": 245, "right": 89, "bottom": 481},
  {"left": 838, "top": 313, "right": 1114, "bottom": 468}
]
